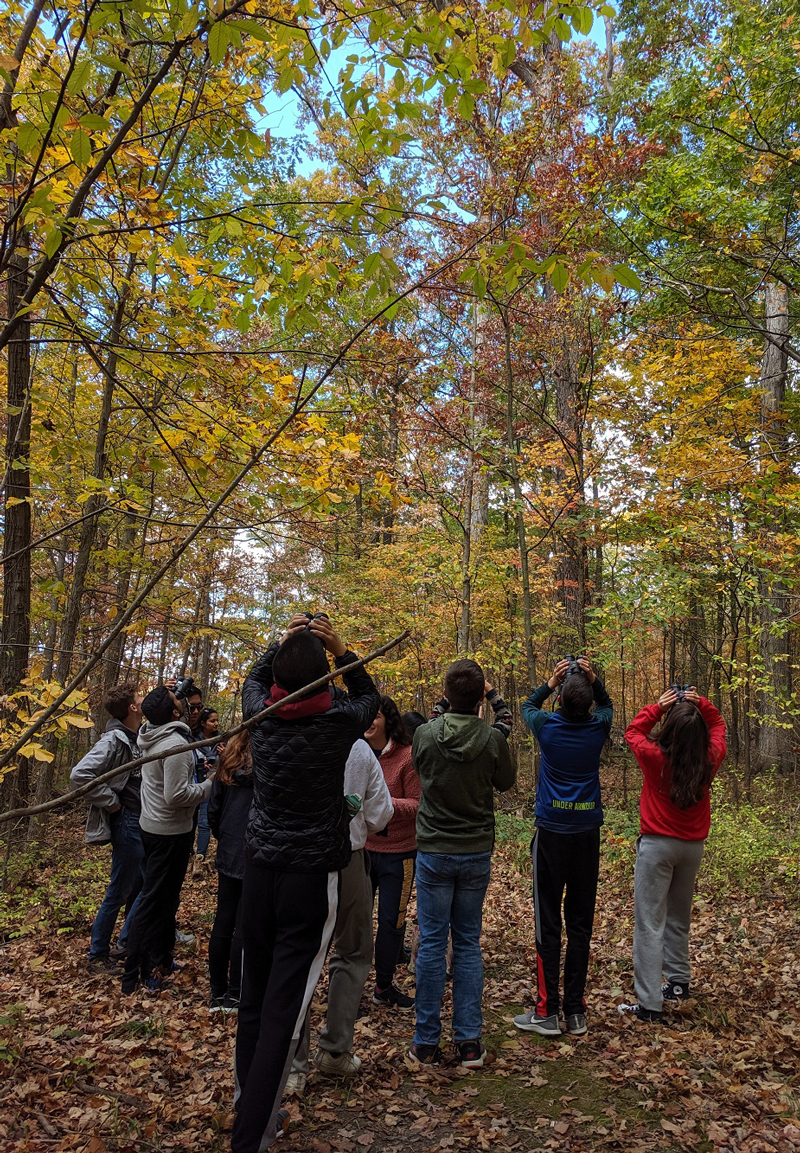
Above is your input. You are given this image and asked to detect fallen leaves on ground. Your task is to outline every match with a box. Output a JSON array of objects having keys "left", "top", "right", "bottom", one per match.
[{"left": 1, "top": 817, "right": 799, "bottom": 1151}]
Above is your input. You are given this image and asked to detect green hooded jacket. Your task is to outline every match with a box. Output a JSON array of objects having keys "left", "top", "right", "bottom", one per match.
[{"left": 412, "top": 712, "right": 516, "bottom": 854}]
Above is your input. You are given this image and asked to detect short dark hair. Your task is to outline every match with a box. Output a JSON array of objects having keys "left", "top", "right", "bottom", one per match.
[
  {"left": 444, "top": 659, "right": 485, "bottom": 712},
  {"left": 272, "top": 630, "right": 329, "bottom": 693},
  {"left": 403, "top": 710, "right": 427, "bottom": 735},
  {"left": 560, "top": 675, "right": 593, "bottom": 722},
  {"left": 103, "top": 684, "right": 138, "bottom": 721},
  {"left": 142, "top": 685, "right": 176, "bottom": 726}
]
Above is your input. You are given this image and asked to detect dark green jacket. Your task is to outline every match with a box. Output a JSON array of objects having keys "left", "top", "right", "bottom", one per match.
[{"left": 413, "top": 712, "right": 516, "bottom": 854}]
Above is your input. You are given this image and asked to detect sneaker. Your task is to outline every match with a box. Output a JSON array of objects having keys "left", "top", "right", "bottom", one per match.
[
  {"left": 314, "top": 1049, "right": 362, "bottom": 1078},
  {"left": 565, "top": 1013, "right": 587, "bottom": 1036},
  {"left": 209, "top": 996, "right": 228, "bottom": 1013},
  {"left": 144, "top": 975, "right": 163, "bottom": 994},
  {"left": 617, "top": 1002, "right": 662, "bottom": 1022},
  {"left": 284, "top": 1070, "right": 307, "bottom": 1095},
  {"left": 224, "top": 992, "right": 240, "bottom": 1014},
  {"left": 513, "top": 1011, "right": 561, "bottom": 1036},
  {"left": 373, "top": 984, "right": 414, "bottom": 1010},
  {"left": 662, "top": 981, "right": 690, "bottom": 1003},
  {"left": 109, "top": 943, "right": 127, "bottom": 961},
  {"left": 175, "top": 929, "right": 195, "bottom": 946},
  {"left": 87, "top": 954, "right": 115, "bottom": 971},
  {"left": 456, "top": 1040, "right": 486, "bottom": 1068},
  {"left": 407, "top": 1042, "right": 442, "bottom": 1065}
]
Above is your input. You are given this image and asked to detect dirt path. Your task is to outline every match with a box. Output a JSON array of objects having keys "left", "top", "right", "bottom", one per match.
[{"left": 1, "top": 825, "right": 799, "bottom": 1152}]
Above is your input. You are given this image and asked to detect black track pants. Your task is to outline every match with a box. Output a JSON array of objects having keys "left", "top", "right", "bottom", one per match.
[
  {"left": 121, "top": 829, "right": 193, "bottom": 992},
  {"left": 531, "top": 827, "right": 600, "bottom": 1018},
  {"left": 232, "top": 863, "right": 339, "bottom": 1153}
]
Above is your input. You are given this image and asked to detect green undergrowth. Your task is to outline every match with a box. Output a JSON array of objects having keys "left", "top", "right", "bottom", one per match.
[
  {"left": 495, "top": 792, "right": 800, "bottom": 904},
  {"left": 0, "top": 836, "right": 108, "bottom": 940}
]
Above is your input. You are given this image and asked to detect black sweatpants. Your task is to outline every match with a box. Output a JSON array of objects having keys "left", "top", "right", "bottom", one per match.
[
  {"left": 532, "top": 827, "right": 600, "bottom": 1018},
  {"left": 370, "top": 850, "right": 416, "bottom": 990},
  {"left": 208, "top": 871, "right": 243, "bottom": 1000},
  {"left": 121, "top": 828, "right": 194, "bottom": 993},
  {"left": 232, "top": 862, "right": 339, "bottom": 1153}
]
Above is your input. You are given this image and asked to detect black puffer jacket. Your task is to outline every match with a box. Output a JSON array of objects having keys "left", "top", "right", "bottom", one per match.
[
  {"left": 208, "top": 769, "right": 254, "bottom": 881},
  {"left": 242, "top": 645, "right": 380, "bottom": 873}
]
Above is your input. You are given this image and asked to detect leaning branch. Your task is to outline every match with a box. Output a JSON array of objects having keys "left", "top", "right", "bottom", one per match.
[{"left": 0, "top": 628, "right": 411, "bottom": 825}]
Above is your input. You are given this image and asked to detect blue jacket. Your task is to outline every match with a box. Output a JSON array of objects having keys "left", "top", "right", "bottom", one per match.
[{"left": 522, "top": 680, "right": 613, "bottom": 833}]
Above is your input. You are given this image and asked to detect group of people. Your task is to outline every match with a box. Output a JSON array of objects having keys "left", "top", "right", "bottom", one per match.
[{"left": 71, "top": 616, "right": 726, "bottom": 1153}]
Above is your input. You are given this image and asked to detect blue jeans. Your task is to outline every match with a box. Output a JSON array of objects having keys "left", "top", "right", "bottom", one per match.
[
  {"left": 196, "top": 800, "right": 211, "bottom": 858},
  {"left": 414, "top": 851, "right": 492, "bottom": 1047},
  {"left": 89, "top": 807, "right": 145, "bottom": 958}
]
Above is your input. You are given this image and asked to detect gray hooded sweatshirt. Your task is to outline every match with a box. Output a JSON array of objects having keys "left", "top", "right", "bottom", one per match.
[{"left": 137, "top": 719, "right": 212, "bottom": 836}]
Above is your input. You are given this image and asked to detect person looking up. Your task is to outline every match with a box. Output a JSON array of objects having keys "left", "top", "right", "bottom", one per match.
[
  {"left": 232, "top": 614, "right": 379, "bottom": 1153},
  {"left": 121, "top": 686, "right": 213, "bottom": 994},
  {"left": 365, "top": 696, "right": 420, "bottom": 1011},
  {"left": 617, "top": 686, "right": 726, "bottom": 1022},
  {"left": 207, "top": 729, "right": 252, "bottom": 1014},
  {"left": 289, "top": 738, "right": 394, "bottom": 1091},
  {"left": 410, "top": 661, "right": 515, "bottom": 1068},
  {"left": 70, "top": 684, "right": 143, "bottom": 967},
  {"left": 513, "top": 657, "right": 612, "bottom": 1039}
]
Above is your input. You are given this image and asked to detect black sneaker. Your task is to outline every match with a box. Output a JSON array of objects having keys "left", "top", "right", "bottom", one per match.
[
  {"left": 617, "top": 1002, "right": 662, "bottom": 1022},
  {"left": 662, "top": 981, "right": 690, "bottom": 1003},
  {"left": 456, "top": 1040, "right": 486, "bottom": 1068},
  {"left": 408, "top": 1042, "right": 442, "bottom": 1064},
  {"left": 373, "top": 984, "right": 414, "bottom": 1010},
  {"left": 87, "top": 954, "right": 115, "bottom": 972},
  {"left": 209, "top": 995, "right": 228, "bottom": 1014},
  {"left": 224, "top": 992, "right": 240, "bottom": 1014},
  {"left": 109, "top": 943, "right": 127, "bottom": 961}
]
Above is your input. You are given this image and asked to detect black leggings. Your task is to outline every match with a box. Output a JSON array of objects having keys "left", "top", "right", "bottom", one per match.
[{"left": 208, "top": 871, "right": 243, "bottom": 1000}]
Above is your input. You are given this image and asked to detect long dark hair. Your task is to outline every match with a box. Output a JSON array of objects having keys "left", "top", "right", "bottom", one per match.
[
  {"left": 380, "top": 695, "right": 412, "bottom": 747},
  {"left": 217, "top": 729, "right": 252, "bottom": 786},
  {"left": 654, "top": 702, "right": 713, "bottom": 809}
]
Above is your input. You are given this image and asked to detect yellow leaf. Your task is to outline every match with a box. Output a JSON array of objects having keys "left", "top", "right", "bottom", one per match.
[{"left": 64, "top": 714, "right": 95, "bottom": 729}]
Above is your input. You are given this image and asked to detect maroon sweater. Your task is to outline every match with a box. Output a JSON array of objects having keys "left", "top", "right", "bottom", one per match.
[{"left": 365, "top": 740, "right": 420, "bottom": 854}]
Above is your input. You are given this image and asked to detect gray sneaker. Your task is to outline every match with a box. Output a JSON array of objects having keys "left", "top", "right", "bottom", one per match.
[
  {"left": 565, "top": 1013, "right": 587, "bottom": 1035},
  {"left": 175, "top": 929, "right": 195, "bottom": 946},
  {"left": 513, "top": 1011, "right": 561, "bottom": 1036},
  {"left": 313, "top": 1049, "right": 362, "bottom": 1078}
]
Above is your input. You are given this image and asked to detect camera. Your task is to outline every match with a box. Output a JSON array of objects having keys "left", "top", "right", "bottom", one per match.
[
  {"left": 671, "top": 683, "right": 692, "bottom": 702},
  {"left": 173, "top": 675, "right": 199, "bottom": 701},
  {"left": 303, "top": 612, "right": 329, "bottom": 627},
  {"left": 564, "top": 653, "right": 586, "bottom": 677}
]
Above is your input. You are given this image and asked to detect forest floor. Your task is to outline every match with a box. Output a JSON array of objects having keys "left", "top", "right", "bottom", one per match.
[{"left": 1, "top": 813, "right": 800, "bottom": 1153}]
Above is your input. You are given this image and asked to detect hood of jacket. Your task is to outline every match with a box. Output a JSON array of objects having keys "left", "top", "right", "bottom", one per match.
[
  {"left": 432, "top": 712, "right": 493, "bottom": 762},
  {"left": 104, "top": 716, "right": 139, "bottom": 746},
  {"left": 137, "top": 719, "right": 191, "bottom": 756}
]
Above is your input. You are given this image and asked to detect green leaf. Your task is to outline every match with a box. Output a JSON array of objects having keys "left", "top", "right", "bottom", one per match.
[
  {"left": 67, "top": 58, "right": 92, "bottom": 96},
  {"left": 228, "top": 18, "right": 270, "bottom": 42},
  {"left": 69, "top": 129, "right": 92, "bottom": 168},
  {"left": 554, "top": 17, "right": 571, "bottom": 41},
  {"left": 80, "top": 113, "right": 111, "bottom": 132},
  {"left": 44, "top": 229, "right": 62, "bottom": 259},
  {"left": 457, "top": 92, "right": 475, "bottom": 120},
  {"left": 16, "top": 122, "right": 42, "bottom": 156},
  {"left": 208, "top": 21, "right": 230, "bottom": 65},
  {"left": 550, "top": 262, "right": 569, "bottom": 292},
  {"left": 473, "top": 269, "right": 487, "bottom": 299},
  {"left": 613, "top": 264, "right": 642, "bottom": 291}
]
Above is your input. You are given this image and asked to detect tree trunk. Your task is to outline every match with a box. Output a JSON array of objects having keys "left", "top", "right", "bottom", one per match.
[
  {"left": 0, "top": 237, "right": 32, "bottom": 693},
  {"left": 756, "top": 281, "right": 792, "bottom": 773},
  {"left": 503, "top": 314, "right": 535, "bottom": 684}
]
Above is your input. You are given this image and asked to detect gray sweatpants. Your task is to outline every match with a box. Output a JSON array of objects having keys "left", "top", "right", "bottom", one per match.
[
  {"left": 293, "top": 847, "right": 373, "bottom": 1071},
  {"left": 633, "top": 834, "right": 704, "bottom": 1011}
]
